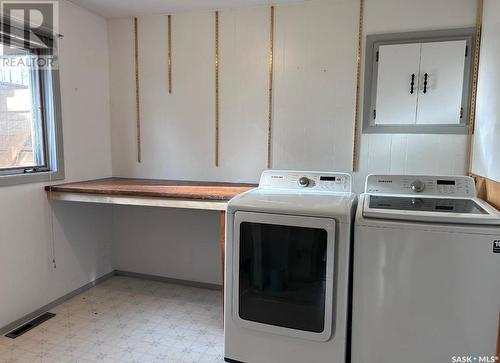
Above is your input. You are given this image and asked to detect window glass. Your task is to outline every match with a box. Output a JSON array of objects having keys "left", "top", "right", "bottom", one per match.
[{"left": 0, "top": 46, "right": 45, "bottom": 170}]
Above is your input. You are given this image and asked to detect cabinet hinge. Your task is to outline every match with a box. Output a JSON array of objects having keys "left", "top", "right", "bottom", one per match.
[
  {"left": 376, "top": 51, "right": 379, "bottom": 62},
  {"left": 465, "top": 46, "right": 468, "bottom": 57},
  {"left": 373, "top": 109, "right": 377, "bottom": 119},
  {"left": 460, "top": 107, "right": 464, "bottom": 119}
]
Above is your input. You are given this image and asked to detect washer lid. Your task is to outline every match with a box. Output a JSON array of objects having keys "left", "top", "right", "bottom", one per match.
[{"left": 362, "top": 194, "right": 500, "bottom": 225}]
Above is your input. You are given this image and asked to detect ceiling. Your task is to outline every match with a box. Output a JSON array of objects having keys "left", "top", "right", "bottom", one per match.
[{"left": 69, "top": 0, "right": 308, "bottom": 18}]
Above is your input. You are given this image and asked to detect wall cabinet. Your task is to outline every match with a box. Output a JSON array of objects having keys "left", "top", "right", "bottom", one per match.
[{"left": 364, "top": 29, "right": 474, "bottom": 134}]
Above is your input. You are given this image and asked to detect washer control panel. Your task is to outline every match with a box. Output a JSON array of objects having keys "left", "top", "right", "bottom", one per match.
[
  {"left": 259, "top": 170, "right": 351, "bottom": 193},
  {"left": 365, "top": 174, "right": 476, "bottom": 197}
]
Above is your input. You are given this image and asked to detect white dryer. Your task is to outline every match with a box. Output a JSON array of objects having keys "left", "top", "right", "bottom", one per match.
[
  {"left": 224, "top": 170, "right": 356, "bottom": 363},
  {"left": 352, "top": 174, "right": 500, "bottom": 363}
]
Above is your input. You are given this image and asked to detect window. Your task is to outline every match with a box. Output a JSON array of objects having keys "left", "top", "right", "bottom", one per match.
[
  {"left": 1, "top": 47, "right": 45, "bottom": 171},
  {"left": 0, "top": 17, "right": 63, "bottom": 185},
  {"left": 363, "top": 28, "right": 474, "bottom": 134}
]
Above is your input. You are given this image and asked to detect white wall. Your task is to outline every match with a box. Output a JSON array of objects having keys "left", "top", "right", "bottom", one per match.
[
  {"left": 108, "top": 0, "right": 476, "bottom": 284},
  {"left": 109, "top": 0, "right": 358, "bottom": 182},
  {"left": 472, "top": 0, "right": 500, "bottom": 182},
  {"left": 272, "top": 1, "right": 358, "bottom": 171},
  {"left": 0, "top": 1, "right": 113, "bottom": 329},
  {"left": 113, "top": 206, "right": 221, "bottom": 284}
]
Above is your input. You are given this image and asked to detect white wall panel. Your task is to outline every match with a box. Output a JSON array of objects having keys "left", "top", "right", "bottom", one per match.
[
  {"left": 58, "top": 2, "right": 112, "bottom": 181},
  {"left": 405, "top": 135, "right": 467, "bottom": 174},
  {"left": 109, "top": 0, "right": 359, "bottom": 182},
  {"left": 355, "top": 134, "right": 468, "bottom": 192},
  {"left": 365, "top": 0, "right": 476, "bottom": 34},
  {"left": 154, "top": 12, "right": 215, "bottom": 179},
  {"left": 113, "top": 206, "right": 221, "bottom": 284},
  {"left": 389, "top": 135, "right": 408, "bottom": 172},
  {"left": 272, "top": 0, "right": 358, "bottom": 171},
  {"left": 472, "top": 0, "right": 500, "bottom": 182},
  {"left": 219, "top": 7, "right": 269, "bottom": 180},
  {"left": 108, "top": 18, "right": 135, "bottom": 176},
  {"left": 111, "top": 13, "right": 216, "bottom": 180}
]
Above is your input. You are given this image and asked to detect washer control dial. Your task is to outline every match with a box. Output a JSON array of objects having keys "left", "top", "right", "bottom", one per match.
[
  {"left": 298, "top": 177, "right": 310, "bottom": 187},
  {"left": 410, "top": 180, "right": 425, "bottom": 193}
]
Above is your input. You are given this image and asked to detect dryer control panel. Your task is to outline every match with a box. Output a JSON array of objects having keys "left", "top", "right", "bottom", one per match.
[
  {"left": 259, "top": 170, "right": 351, "bottom": 193},
  {"left": 365, "top": 174, "right": 476, "bottom": 197}
]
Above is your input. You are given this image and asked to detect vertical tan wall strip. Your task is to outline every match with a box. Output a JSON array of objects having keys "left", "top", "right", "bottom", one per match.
[
  {"left": 466, "top": 0, "right": 483, "bottom": 174},
  {"left": 168, "top": 15, "right": 173, "bottom": 94},
  {"left": 352, "top": 0, "right": 364, "bottom": 172},
  {"left": 215, "top": 11, "right": 220, "bottom": 167},
  {"left": 267, "top": 6, "right": 275, "bottom": 169},
  {"left": 134, "top": 17, "right": 142, "bottom": 163}
]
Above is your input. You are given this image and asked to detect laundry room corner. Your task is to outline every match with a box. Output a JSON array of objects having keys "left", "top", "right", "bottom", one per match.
[{"left": 0, "top": 0, "right": 114, "bottom": 332}]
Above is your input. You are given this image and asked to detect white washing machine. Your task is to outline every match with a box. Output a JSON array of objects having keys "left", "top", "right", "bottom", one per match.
[
  {"left": 224, "top": 170, "right": 356, "bottom": 363},
  {"left": 352, "top": 174, "right": 500, "bottom": 363}
]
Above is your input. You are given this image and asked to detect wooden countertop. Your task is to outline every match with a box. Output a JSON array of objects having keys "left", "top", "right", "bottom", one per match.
[{"left": 45, "top": 177, "right": 257, "bottom": 201}]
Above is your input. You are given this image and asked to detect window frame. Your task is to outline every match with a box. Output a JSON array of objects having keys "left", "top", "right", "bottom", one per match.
[
  {"left": 362, "top": 28, "right": 475, "bottom": 134},
  {"left": 0, "top": 26, "right": 64, "bottom": 186}
]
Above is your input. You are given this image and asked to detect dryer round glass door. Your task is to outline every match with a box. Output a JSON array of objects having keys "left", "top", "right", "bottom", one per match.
[{"left": 233, "top": 211, "right": 336, "bottom": 342}]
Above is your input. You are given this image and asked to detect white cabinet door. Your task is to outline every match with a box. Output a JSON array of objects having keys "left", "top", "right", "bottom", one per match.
[
  {"left": 375, "top": 43, "right": 421, "bottom": 125},
  {"left": 416, "top": 40, "right": 467, "bottom": 125}
]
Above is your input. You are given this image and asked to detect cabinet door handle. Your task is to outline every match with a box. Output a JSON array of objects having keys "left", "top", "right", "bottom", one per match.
[
  {"left": 423, "top": 73, "right": 428, "bottom": 94},
  {"left": 410, "top": 74, "right": 415, "bottom": 94}
]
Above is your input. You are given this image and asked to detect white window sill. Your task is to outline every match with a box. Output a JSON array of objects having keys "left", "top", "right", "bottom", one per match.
[{"left": 0, "top": 170, "right": 65, "bottom": 187}]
